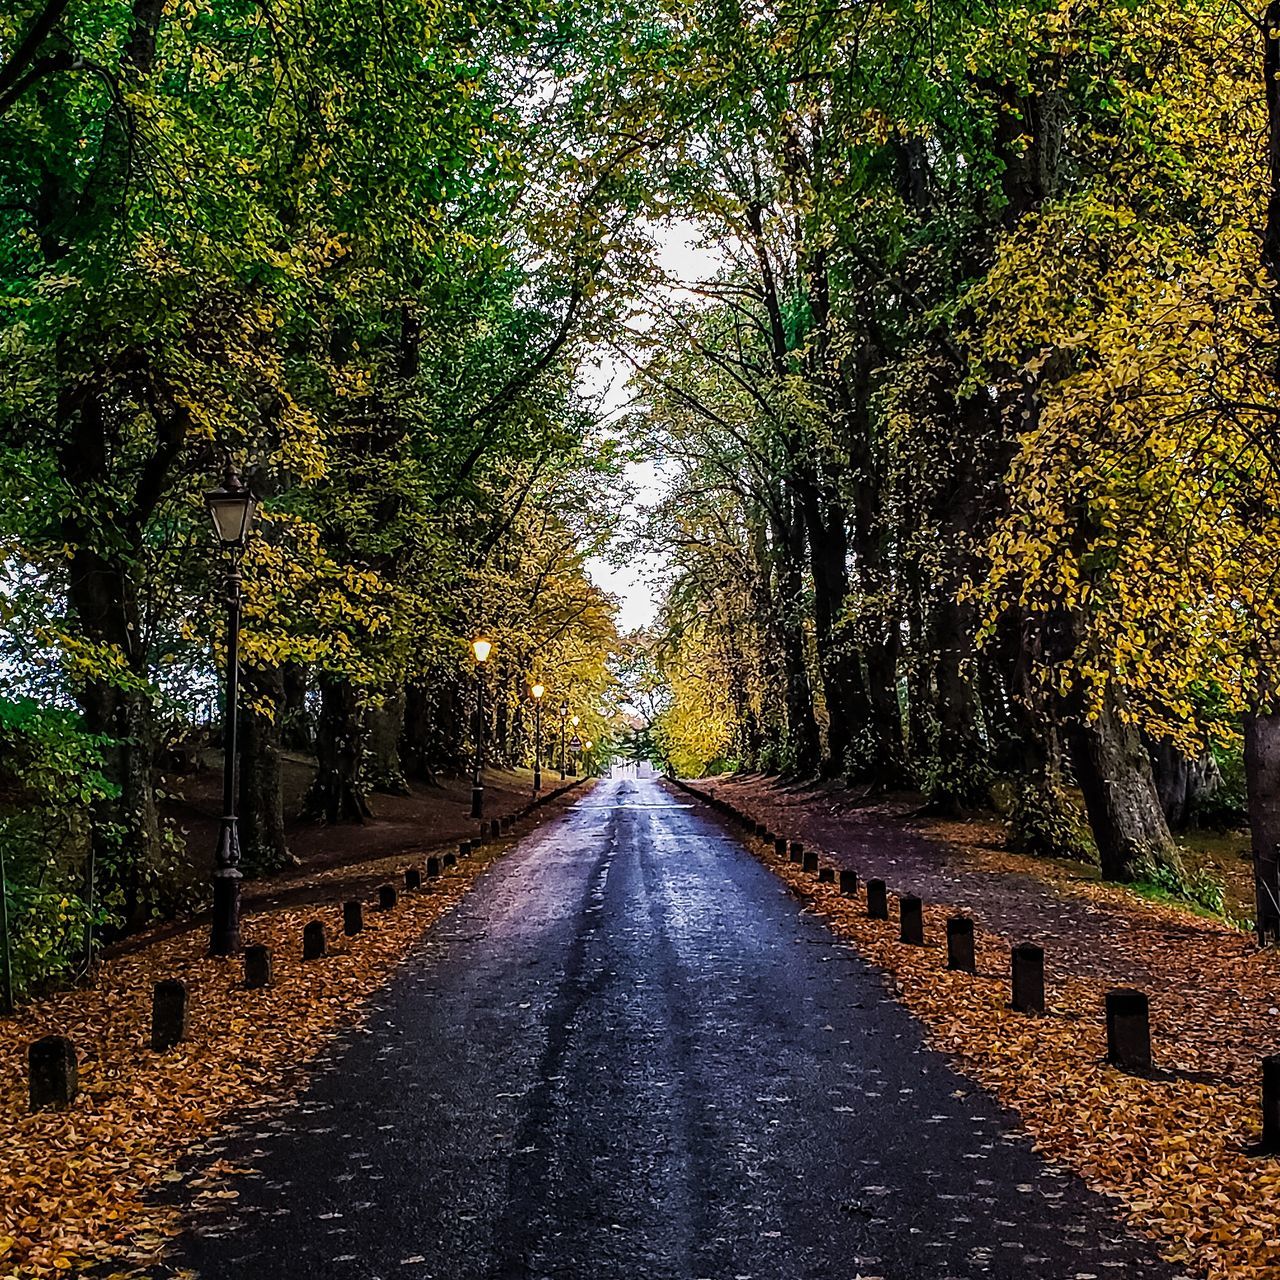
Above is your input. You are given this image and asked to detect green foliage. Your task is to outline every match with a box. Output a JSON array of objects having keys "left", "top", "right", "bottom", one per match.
[
  {"left": 0, "top": 700, "right": 120, "bottom": 999},
  {"left": 1134, "top": 862, "right": 1227, "bottom": 920}
]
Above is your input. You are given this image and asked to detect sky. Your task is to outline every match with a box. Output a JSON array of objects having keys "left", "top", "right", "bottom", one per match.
[{"left": 582, "top": 225, "right": 721, "bottom": 633}]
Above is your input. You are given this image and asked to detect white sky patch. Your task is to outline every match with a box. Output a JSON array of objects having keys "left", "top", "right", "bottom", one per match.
[{"left": 582, "top": 222, "right": 723, "bottom": 632}]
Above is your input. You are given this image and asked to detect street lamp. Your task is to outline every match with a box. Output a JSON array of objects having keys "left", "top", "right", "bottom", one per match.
[
  {"left": 570, "top": 714, "right": 580, "bottom": 776},
  {"left": 205, "top": 459, "right": 256, "bottom": 957},
  {"left": 530, "top": 683, "right": 545, "bottom": 795},
  {"left": 584, "top": 740, "right": 594, "bottom": 779},
  {"left": 558, "top": 702, "right": 568, "bottom": 780},
  {"left": 471, "top": 637, "right": 492, "bottom": 819}
]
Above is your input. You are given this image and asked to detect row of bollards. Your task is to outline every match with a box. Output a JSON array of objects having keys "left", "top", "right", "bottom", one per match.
[
  {"left": 672, "top": 778, "right": 1280, "bottom": 1155},
  {"left": 25, "top": 778, "right": 590, "bottom": 1113}
]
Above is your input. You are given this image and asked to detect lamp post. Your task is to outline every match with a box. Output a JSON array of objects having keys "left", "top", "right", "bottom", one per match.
[
  {"left": 530, "top": 683, "right": 545, "bottom": 795},
  {"left": 558, "top": 702, "right": 568, "bottom": 780},
  {"left": 584, "top": 740, "right": 593, "bottom": 779},
  {"left": 470, "top": 637, "right": 492, "bottom": 819},
  {"left": 205, "top": 459, "right": 256, "bottom": 957},
  {"left": 570, "top": 714, "right": 580, "bottom": 777}
]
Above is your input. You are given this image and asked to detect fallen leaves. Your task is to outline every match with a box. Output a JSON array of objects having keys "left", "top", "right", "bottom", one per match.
[
  {"left": 737, "top": 817, "right": 1280, "bottom": 1280},
  {"left": 0, "top": 846, "right": 509, "bottom": 1278}
]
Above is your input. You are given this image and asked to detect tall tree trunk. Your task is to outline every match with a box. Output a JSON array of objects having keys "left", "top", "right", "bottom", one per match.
[
  {"left": 1245, "top": 706, "right": 1280, "bottom": 943},
  {"left": 773, "top": 497, "right": 820, "bottom": 776},
  {"left": 1248, "top": 9, "right": 1280, "bottom": 943},
  {"left": 303, "top": 674, "right": 371, "bottom": 823},
  {"left": 1072, "top": 685, "right": 1182, "bottom": 883},
  {"left": 366, "top": 690, "right": 410, "bottom": 795},
  {"left": 281, "top": 662, "right": 312, "bottom": 752},
  {"left": 65, "top": 547, "right": 162, "bottom": 930},
  {"left": 239, "top": 663, "right": 294, "bottom": 872}
]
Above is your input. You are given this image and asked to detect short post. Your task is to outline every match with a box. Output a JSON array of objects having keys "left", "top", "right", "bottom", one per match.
[
  {"left": 818, "top": 866, "right": 835, "bottom": 884},
  {"left": 244, "top": 944, "right": 272, "bottom": 989},
  {"left": 459, "top": 841, "right": 472, "bottom": 859},
  {"left": 343, "top": 900, "right": 363, "bottom": 936},
  {"left": 303, "top": 919, "right": 328, "bottom": 959},
  {"left": 443, "top": 851, "right": 457, "bottom": 868},
  {"left": 1105, "top": 988, "right": 1152, "bottom": 1071},
  {"left": 789, "top": 846, "right": 803, "bottom": 865},
  {"left": 1011, "top": 943, "right": 1045, "bottom": 1014},
  {"left": 789, "top": 840, "right": 804, "bottom": 859},
  {"left": 946, "top": 916, "right": 976, "bottom": 974},
  {"left": 802, "top": 850, "right": 819, "bottom": 874},
  {"left": 773, "top": 837, "right": 787, "bottom": 857},
  {"left": 426, "top": 855, "right": 441, "bottom": 879},
  {"left": 1261, "top": 1055, "right": 1280, "bottom": 1154},
  {"left": 150, "top": 978, "right": 187, "bottom": 1051},
  {"left": 839, "top": 869, "right": 859, "bottom": 897},
  {"left": 405, "top": 867, "right": 422, "bottom": 891},
  {"left": 378, "top": 883, "right": 398, "bottom": 911},
  {"left": 899, "top": 894, "right": 924, "bottom": 945},
  {"left": 28, "top": 1035, "right": 77, "bottom": 1111},
  {"left": 867, "top": 878, "right": 888, "bottom": 919},
  {"left": 755, "top": 822, "right": 767, "bottom": 838}
]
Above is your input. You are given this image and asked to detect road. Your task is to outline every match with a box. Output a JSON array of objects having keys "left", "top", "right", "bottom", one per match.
[{"left": 170, "top": 774, "right": 1182, "bottom": 1280}]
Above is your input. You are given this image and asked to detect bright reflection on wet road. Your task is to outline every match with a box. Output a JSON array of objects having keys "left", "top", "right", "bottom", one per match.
[{"left": 171, "top": 774, "right": 1181, "bottom": 1280}]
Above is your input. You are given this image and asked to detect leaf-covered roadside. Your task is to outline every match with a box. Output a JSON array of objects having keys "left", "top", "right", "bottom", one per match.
[
  {"left": 0, "top": 810, "right": 566, "bottom": 1280},
  {"left": 703, "top": 793, "right": 1280, "bottom": 1280}
]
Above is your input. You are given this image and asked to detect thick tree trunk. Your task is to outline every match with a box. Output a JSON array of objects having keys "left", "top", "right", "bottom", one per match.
[
  {"left": 280, "top": 662, "right": 313, "bottom": 752},
  {"left": 773, "top": 499, "right": 820, "bottom": 776},
  {"left": 1072, "top": 686, "right": 1182, "bottom": 883},
  {"left": 366, "top": 690, "right": 410, "bottom": 795},
  {"left": 1146, "top": 737, "right": 1220, "bottom": 831},
  {"left": 1245, "top": 696, "right": 1280, "bottom": 944},
  {"left": 239, "top": 663, "right": 294, "bottom": 873},
  {"left": 303, "top": 674, "right": 372, "bottom": 823},
  {"left": 928, "top": 592, "right": 990, "bottom": 812},
  {"left": 66, "top": 547, "right": 162, "bottom": 930}
]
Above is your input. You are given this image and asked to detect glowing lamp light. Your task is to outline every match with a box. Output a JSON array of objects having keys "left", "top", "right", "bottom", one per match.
[
  {"left": 472, "top": 637, "right": 493, "bottom": 664},
  {"left": 531, "top": 682, "right": 545, "bottom": 700}
]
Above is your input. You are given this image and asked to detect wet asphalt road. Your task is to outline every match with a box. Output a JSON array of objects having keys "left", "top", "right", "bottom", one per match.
[{"left": 173, "top": 774, "right": 1183, "bottom": 1280}]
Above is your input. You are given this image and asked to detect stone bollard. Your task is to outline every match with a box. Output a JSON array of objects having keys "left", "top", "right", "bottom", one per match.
[
  {"left": 946, "top": 916, "right": 976, "bottom": 974},
  {"left": 867, "top": 879, "right": 888, "bottom": 919},
  {"left": 304, "top": 920, "right": 328, "bottom": 959},
  {"left": 802, "top": 850, "right": 819, "bottom": 875},
  {"left": 501, "top": 816, "right": 512, "bottom": 832},
  {"left": 818, "top": 866, "right": 835, "bottom": 884},
  {"left": 443, "top": 852, "right": 457, "bottom": 868},
  {"left": 28, "top": 1035, "right": 78, "bottom": 1111},
  {"left": 405, "top": 867, "right": 422, "bottom": 891},
  {"left": 774, "top": 837, "right": 787, "bottom": 857},
  {"left": 459, "top": 841, "right": 472, "bottom": 859},
  {"left": 150, "top": 978, "right": 187, "bottom": 1051},
  {"left": 755, "top": 822, "right": 767, "bottom": 838},
  {"left": 1261, "top": 1055, "right": 1280, "bottom": 1153},
  {"left": 899, "top": 895, "right": 925, "bottom": 945},
  {"left": 789, "top": 845, "right": 803, "bottom": 865},
  {"left": 343, "top": 900, "right": 364, "bottom": 936},
  {"left": 839, "top": 869, "right": 859, "bottom": 897},
  {"left": 1011, "top": 943, "right": 1045, "bottom": 1014},
  {"left": 426, "top": 855, "right": 441, "bottom": 879},
  {"left": 244, "top": 944, "right": 273, "bottom": 989},
  {"left": 789, "top": 840, "right": 804, "bottom": 860},
  {"left": 1105, "top": 988, "right": 1152, "bottom": 1071},
  {"left": 378, "top": 883, "right": 398, "bottom": 911}
]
